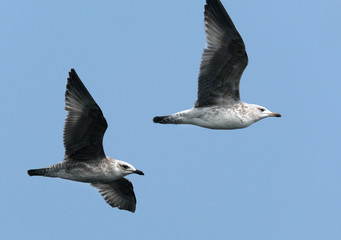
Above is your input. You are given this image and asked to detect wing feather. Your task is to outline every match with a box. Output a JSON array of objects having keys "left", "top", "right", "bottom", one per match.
[
  {"left": 91, "top": 178, "right": 137, "bottom": 213},
  {"left": 195, "top": 0, "right": 248, "bottom": 107},
  {"left": 63, "top": 69, "right": 108, "bottom": 161}
]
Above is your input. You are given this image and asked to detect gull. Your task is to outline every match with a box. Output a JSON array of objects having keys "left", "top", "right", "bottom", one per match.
[
  {"left": 28, "top": 69, "right": 144, "bottom": 213},
  {"left": 153, "top": 0, "right": 281, "bottom": 129}
]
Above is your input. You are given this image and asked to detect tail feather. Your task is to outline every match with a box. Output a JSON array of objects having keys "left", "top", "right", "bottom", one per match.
[
  {"left": 27, "top": 168, "right": 48, "bottom": 176},
  {"left": 153, "top": 116, "right": 172, "bottom": 124}
]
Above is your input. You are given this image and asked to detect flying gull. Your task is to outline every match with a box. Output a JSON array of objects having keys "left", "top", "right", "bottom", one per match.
[
  {"left": 28, "top": 69, "right": 144, "bottom": 213},
  {"left": 153, "top": 0, "right": 281, "bottom": 129}
]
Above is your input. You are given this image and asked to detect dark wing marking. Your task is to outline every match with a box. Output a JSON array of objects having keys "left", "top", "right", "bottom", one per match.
[
  {"left": 91, "top": 178, "right": 137, "bottom": 213},
  {"left": 63, "top": 69, "right": 108, "bottom": 161},
  {"left": 195, "top": 0, "right": 248, "bottom": 108}
]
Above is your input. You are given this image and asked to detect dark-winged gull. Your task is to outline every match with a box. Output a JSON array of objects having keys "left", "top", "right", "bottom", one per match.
[
  {"left": 28, "top": 69, "right": 144, "bottom": 213},
  {"left": 153, "top": 0, "right": 281, "bottom": 129}
]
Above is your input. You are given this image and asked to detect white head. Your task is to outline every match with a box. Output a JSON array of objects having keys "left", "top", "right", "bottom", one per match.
[
  {"left": 248, "top": 104, "right": 281, "bottom": 122},
  {"left": 114, "top": 159, "right": 144, "bottom": 177}
]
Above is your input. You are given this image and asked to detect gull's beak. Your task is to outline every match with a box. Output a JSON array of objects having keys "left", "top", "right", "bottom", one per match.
[
  {"left": 269, "top": 112, "right": 281, "bottom": 117},
  {"left": 134, "top": 169, "right": 144, "bottom": 175}
]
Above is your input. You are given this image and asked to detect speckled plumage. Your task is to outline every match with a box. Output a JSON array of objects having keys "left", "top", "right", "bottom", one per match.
[
  {"left": 28, "top": 69, "right": 144, "bottom": 213},
  {"left": 35, "top": 157, "right": 127, "bottom": 183},
  {"left": 155, "top": 103, "right": 279, "bottom": 130},
  {"left": 153, "top": 0, "right": 281, "bottom": 129}
]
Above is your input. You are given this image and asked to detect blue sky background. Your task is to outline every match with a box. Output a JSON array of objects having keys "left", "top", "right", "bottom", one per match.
[{"left": 1, "top": 0, "right": 340, "bottom": 239}]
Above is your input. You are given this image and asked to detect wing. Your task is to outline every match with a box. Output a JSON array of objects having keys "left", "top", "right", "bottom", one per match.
[
  {"left": 91, "top": 178, "right": 137, "bottom": 213},
  {"left": 195, "top": 0, "right": 248, "bottom": 108},
  {"left": 63, "top": 69, "right": 108, "bottom": 161}
]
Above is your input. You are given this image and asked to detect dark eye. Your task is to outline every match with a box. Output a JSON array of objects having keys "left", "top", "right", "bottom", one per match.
[
  {"left": 259, "top": 108, "right": 265, "bottom": 112},
  {"left": 121, "top": 165, "right": 129, "bottom": 170}
]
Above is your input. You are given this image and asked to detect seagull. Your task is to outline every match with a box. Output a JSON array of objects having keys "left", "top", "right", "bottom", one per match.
[
  {"left": 28, "top": 69, "right": 144, "bottom": 213},
  {"left": 153, "top": 0, "right": 281, "bottom": 130}
]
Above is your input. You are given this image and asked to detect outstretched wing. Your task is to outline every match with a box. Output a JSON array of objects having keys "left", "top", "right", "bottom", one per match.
[
  {"left": 63, "top": 69, "right": 108, "bottom": 161},
  {"left": 91, "top": 178, "right": 137, "bottom": 213},
  {"left": 195, "top": 0, "right": 248, "bottom": 108}
]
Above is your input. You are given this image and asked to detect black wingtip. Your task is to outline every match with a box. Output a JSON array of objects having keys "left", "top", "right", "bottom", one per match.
[
  {"left": 65, "top": 68, "right": 94, "bottom": 103},
  {"left": 68, "top": 68, "right": 78, "bottom": 78}
]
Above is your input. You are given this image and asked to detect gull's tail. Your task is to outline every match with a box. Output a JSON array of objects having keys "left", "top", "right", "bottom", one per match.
[
  {"left": 27, "top": 168, "right": 49, "bottom": 176},
  {"left": 28, "top": 163, "right": 63, "bottom": 177},
  {"left": 153, "top": 115, "right": 173, "bottom": 124}
]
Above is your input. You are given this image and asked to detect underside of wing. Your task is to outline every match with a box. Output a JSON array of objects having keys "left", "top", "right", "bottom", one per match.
[
  {"left": 195, "top": 0, "right": 248, "bottom": 108},
  {"left": 91, "top": 178, "right": 137, "bottom": 213},
  {"left": 64, "top": 69, "right": 108, "bottom": 161}
]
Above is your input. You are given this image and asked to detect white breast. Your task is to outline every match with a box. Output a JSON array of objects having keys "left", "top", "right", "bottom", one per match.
[{"left": 181, "top": 106, "right": 255, "bottom": 129}]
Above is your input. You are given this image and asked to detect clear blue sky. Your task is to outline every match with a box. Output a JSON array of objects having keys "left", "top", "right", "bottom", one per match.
[{"left": 1, "top": 0, "right": 340, "bottom": 239}]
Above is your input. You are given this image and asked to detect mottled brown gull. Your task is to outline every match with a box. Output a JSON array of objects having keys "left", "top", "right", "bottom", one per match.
[{"left": 28, "top": 69, "right": 144, "bottom": 213}]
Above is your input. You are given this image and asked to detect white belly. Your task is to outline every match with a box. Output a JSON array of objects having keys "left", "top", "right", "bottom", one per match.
[
  {"left": 50, "top": 161, "right": 121, "bottom": 183},
  {"left": 174, "top": 106, "right": 254, "bottom": 130}
]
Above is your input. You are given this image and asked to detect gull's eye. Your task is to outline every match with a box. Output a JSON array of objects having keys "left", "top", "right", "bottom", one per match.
[
  {"left": 121, "top": 165, "right": 129, "bottom": 170},
  {"left": 258, "top": 108, "right": 265, "bottom": 112}
]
